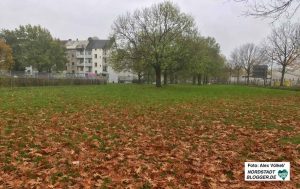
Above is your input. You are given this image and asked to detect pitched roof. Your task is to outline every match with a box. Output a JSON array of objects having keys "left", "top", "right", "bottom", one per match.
[
  {"left": 86, "top": 39, "right": 110, "bottom": 50},
  {"left": 65, "top": 40, "right": 88, "bottom": 50}
]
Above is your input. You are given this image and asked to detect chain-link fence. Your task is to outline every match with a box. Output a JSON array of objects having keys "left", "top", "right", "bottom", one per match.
[
  {"left": 228, "top": 77, "right": 300, "bottom": 87},
  {"left": 1, "top": 70, "right": 299, "bottom": 88},
  {"left": 0, "top": 71, "right": 107, "bottom": 88}
]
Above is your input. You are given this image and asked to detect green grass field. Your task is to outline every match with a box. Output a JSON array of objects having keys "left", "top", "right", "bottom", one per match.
[{"left": 0, "top": 85, "right": 299, "bottom": 188}]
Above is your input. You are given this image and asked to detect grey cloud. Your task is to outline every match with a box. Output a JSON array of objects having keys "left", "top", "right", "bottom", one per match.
[{"left": 0, "top": 0, "right": 296, "bottom": 57}]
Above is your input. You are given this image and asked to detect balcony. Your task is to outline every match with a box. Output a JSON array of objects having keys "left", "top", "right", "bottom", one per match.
[
  {"left": 76, "top": 53, "right": 92, "bottom": 59},
  {"left": 78, "top": 60, "right": 92, "bottom": 66},
  {"left": 85, "top": 62, "right": 92, "bottom": 66}
]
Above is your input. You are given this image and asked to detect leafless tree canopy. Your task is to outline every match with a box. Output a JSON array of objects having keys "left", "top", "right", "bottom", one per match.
[
  {"left": 230, "top": 43, "right": 265, "bottom": 84},
  {"left": 264, "top": 22, "right": 300, "bottom": 85},
  {"left": 235, "top": 0, "right": 300, "bottom": 20}
]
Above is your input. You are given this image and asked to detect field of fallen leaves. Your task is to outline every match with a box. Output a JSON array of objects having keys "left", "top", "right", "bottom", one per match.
[{"left": 0, "top": 84, "right": 299, "bottom": 188}]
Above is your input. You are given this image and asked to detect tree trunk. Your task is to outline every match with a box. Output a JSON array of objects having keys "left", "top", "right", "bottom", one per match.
[
  {"left": 246, "top": 68, "right": 250, "bottom": 85},
  {"left": 237, "top": 69, "right": 240, "bottom": 84},
  {"left": 38, "top": 67, "right": 43, "bottom": 73},
  {"left": 203, "top": 75, "right": 206, "bottom": 84},
  {"left": 170, "top": 72, "right": 174, "bottom": 84},
  {"left": 147, "top": 72, "right": 150, "bottom": 84},
  {"left": 138, "top": 73, "right": 142, "bottom": 84},
  {"left": 280, "top": 65, "right": 286, "bottom": 87},
  {"left": 192, "top": 75, "right": 196, "bottom": 85},
  {"left": 247, "top": 73, "right": 250, "bottom": 85},
  {"left": 197, "top": 74, "right": 202, "bottom": 85},
  {"left": 175, "top": 74, "right": 178, "bottom": 84},
  {"left": 155, "top": 66, "right": 162, "bottom": 87},
  {"left": 163, "top": 70, "right": 167, "bottom": 85}
]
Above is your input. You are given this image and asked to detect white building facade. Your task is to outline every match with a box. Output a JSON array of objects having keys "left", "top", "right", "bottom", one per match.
[{"left": 65, "top": 37, "right": 135, "bottom": 83}]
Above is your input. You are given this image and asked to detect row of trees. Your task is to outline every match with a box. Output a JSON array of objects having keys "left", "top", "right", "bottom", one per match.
[
  {"left": 230, "top": 1, "right": 300, "bottom": 87},
  {"left": 0, "top": 25, "right": 67, "bottom": 72},
  {"left": 109, "top": 1, "right": 226, "bottom": 87},
  {"left": 229, "top": 22, "right": 300, "bottom": 86}
]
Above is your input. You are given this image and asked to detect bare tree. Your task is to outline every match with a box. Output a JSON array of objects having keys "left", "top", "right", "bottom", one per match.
[
  {"left": 230, "top": 43, "right": 263, "bottom": 85},
  {"left": 230, "top": 48, "right": 243, "bottom": 84},
  {"left": 111, "top": 1, "right": 195, "bottom": 87},
  {"left": 235, "top": 0, "right": 300, "bottom": 20},
  {"left": 265, "top": 22, "right": 300, "bottom": 86},
  {"left": 226, "top": 58, "right": 235, "bottom": 84}
]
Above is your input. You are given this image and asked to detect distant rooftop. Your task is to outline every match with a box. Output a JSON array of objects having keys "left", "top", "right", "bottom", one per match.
[
  {"left": 86, "top": 39, "right": 110, "bottom": 50},
  {"left": 64, "top": 38, "right": 110, "bottom": 50},
  {"left": 65, "top": 39, "right": 88, "bottom": 50}
]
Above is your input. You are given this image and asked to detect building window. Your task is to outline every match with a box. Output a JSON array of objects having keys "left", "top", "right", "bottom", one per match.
[
  {"left": 72, "top": 54, "right": 74, "bottom": 57},
  {"left": 80, "top": 59, "right": 83, "bottom": 63},
  {"left": 94, "top": 54, "right": 97, "bottom": 58},
  {"left": 95, "top": 63, "right": 97, "bottom": 67},
  {"left": 95, "top": 70, "right": 97, "bottom": 74},
  {"left": 88, "top": 59, "right": 92, "bottom": 63},
  {"left": 103, "top": 57, "right": 107, "bottom": 63},
  {"left": 72, "top": 62, "right": 75, "bottom": 65},
  {"left": 103, "top": 65, "right": 107, "bottom": 72},
  {"left": 72, "top": 70, "right": 75, "bottom": 74}
]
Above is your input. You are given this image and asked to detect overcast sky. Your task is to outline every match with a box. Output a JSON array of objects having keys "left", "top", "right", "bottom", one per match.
[{"left": 0, "top": 0, "right": 295, "bottom": 57}]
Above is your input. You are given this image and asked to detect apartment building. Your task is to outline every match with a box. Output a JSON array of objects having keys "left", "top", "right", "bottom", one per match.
[
  {"left": 86, "top": 39, "right": 110, "bottom": 75},
  {"left": 65, "top": 37, "right": 135, "bottom": 83},
  {"left": 65, "top": 38, "right": 106, "bottom": 75}
]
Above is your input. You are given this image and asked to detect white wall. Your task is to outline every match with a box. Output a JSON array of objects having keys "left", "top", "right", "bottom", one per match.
[
  {"left": 91, "top": 48, "right": 136, "bottom": 83},
  {"left": 92, "top": 49, "right": 103, "bottom": 74},
  {"left": 107, "top": 66, "right": 119, "bottom": 83},
  {"left": 107, "top": 66, "right": 136, "bottom": 83},
  {"left": 271, "top": 69, "right": 300, "bottom": 80}
]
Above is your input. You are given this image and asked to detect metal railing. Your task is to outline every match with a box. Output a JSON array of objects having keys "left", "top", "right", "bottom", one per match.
[
  {"left": 76, "top": 53, "right": 92, "bottom": 58},
  {"left": 0, "top": 71, "right": 107, "bottom": 88}
]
